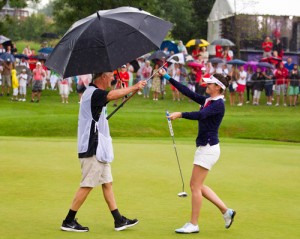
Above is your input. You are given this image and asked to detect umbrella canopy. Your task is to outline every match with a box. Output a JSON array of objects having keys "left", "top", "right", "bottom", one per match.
[
  {"left": 0, "top": 35, "right": 12, "bottom": 49},
  {"left": 260, "top": 56, "right": 282, "bottom": 66},
  {"left": 0, "top": 35, "right": 10, "bottom": 44},
  {"left": 257, "top": 62, "right": 275, "bottom": 69},
  {"left": 0, "top": 52, "right": 15, "bottom": 62},
  {"left": 38, "top": 47, "right": 54, "bottom": 55},
  {"left": 186, "top": 39, "right": 209, "bottom": 47},
  {"left": 244, "top": 61, "right": 258, "bottom": 71},
  {"left": 147, "top": 50, "right": 168, "bottom": 61},
  {"left": 211, "top": 38, "right": 235, "bottom": 46},
  {"left": 187, "top": 61, "right": 203, "bottom": 68},
  {"left": 185, "top": 55, "right": 194, "bottom": 62},
  {"left": 14, "top": 54, "right": 29, "bottom": 60},
  {"left": 167, "top": 53, "right": 185, "bottom": 64},
  {"left": 31, "top": 54, "right": 48, "bottom": 61},
  {"left": 46, "top": 6, "right": 172, "bottom": 78},
  {"left": 41, "top": 32, "right": 59, "bottom": 39},
  {"left": 227, "top": 59, "right": 246, "bottom": 66},
  {"left": 209, "top": 57, "right": 224, "bottom": 64},
  {"left": 129, "top": 60, "right": 140, "bottom": 72},
  {"left": 160, "top": 40, "right": 179, "bottom": 54}
]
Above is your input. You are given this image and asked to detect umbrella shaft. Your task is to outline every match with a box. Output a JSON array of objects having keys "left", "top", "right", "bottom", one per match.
[{"left": 146, "top": 61, "right": 168, "bottom": 82}]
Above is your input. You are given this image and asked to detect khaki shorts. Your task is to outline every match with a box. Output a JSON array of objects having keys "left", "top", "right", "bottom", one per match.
[
  {"left": 2, "top": 75, "right": 11, "bottom": 87},
  {"left": 79, "top": 155, "right": 113, "bottom": 187}
]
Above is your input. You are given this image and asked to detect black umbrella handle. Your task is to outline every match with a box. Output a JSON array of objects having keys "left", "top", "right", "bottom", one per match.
[{"left": 106, "top": 91, "right": 138, "bottom": 120}]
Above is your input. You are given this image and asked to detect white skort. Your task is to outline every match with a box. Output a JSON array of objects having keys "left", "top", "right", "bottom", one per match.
[{"left": 194, "top": 143, "right": 220, "bottom": 170}]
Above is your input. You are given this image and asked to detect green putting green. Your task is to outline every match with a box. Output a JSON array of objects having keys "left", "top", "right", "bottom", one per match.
[{"left": 1, "top": 137, "right": 299, "bottom": 239}]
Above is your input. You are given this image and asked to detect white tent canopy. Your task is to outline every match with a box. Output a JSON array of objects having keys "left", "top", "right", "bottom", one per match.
[
  {"left": 208, "top": 0, "right": 300, "bottom": 22},
  {"left": 207, "top": 0, "right": 300, "bottom": 54}
]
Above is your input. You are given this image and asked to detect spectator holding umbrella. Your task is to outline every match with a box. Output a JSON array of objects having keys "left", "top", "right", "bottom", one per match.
[
  {"left": 2, "top": 59, "right": 12, "bottom": 96},
  {"left": 222, "top": 46, "right": 233, "bottom": 62},
  {"left": 192, "top": 45, "right": 201, "bottom": 60},
  {"left": 263, "top": 66, "right": 274, "bottom": 106},
  {"left": 215, "top": 45, "right": 223, "bottom": 58},
  {"left": 252, "top": 67, "right": 265, "bottom": 105},
  {"left": 288, "top": 64, "right": 300, "bottom": 106},
  {"left": 236, "top": 65, "right": 247, "bottom": 106},
  {"left": 245, "top": 65, "right": 254, "bottom": 104},
  {"left": 274, "top": 62, "right": 289, "bottom": 106}
]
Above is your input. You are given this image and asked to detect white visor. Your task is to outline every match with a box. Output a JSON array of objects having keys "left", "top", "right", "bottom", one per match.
[{"left": 203, "top": 75, "right": 226, "bottom": 90}]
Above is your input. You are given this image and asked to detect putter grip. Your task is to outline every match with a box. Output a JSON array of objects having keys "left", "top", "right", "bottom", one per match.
[{"left": 166, "top": 111, "right": 174, "bottom": 137}]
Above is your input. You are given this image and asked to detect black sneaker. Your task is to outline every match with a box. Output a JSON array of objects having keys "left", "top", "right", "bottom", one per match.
[
  {"left": 114, "top": 216, "right": 139, "bottom": 231},
  {"left": 61, "top": 218, "right": 89, "bottom": 232}
]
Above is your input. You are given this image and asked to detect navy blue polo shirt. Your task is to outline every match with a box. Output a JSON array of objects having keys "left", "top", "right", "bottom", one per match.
[{"left": 169, "top": 78, "right": 225, "bottom": 147}]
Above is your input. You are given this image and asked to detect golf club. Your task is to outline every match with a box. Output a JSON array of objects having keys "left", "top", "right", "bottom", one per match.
[
  {"left": 166, "top": 110, "right": 187, "bottom": 198},
  {"left": 106, "top": 55, "right": 179, "bottom": 120}
]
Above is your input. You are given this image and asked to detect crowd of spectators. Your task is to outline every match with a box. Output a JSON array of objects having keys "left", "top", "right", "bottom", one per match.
[{"left": 0, "top": 37, "right": 299, "bottom": 107}]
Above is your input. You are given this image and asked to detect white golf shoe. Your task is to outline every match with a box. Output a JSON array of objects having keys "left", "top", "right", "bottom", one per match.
[
  {"left": 175, "top": 222, "right": 199, "bottom": 234},
  {"left": 223, "top": 209, "right": 236, "bottom": 229}
]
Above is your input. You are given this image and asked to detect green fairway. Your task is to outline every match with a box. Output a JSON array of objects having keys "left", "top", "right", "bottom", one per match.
[
  {"left": 0, "top": 88, "right": 300, "bottom": 142},
  {"left": 1, "top": 137, "right": 299, "bottom": 239}
]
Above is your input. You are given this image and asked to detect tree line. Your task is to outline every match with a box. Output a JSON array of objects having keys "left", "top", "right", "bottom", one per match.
[{"left": 0, "top": 0, "right": 215, "bottom": 43}]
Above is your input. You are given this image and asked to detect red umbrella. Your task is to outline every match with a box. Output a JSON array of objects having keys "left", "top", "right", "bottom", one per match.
[
  {"left": 187, "top": 61, "right": 203, "bottom": 68},
  {"left": 260, "top": 56, "right": 282, "bottom": 66}
]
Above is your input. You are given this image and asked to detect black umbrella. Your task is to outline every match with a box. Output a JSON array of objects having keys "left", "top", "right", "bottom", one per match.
[
  {"left": 257, "top": 62, "right": 274, "bottom": 69},
  {"left": 0, "top": 35, "right": 10, "bottom": 44},
  {"left": 31, "top": 54, "right": 48, "bottom": 61},
  {"left": 211, "top": 38, "right": 235, "bottom": 46},
  {"left": 46, "top": 6, "right": 172, "bottom": 78},
  {"left": 147, "top": 50, "right": 168, "bottom": 61},
  {"left": 209, "top": 57, "right": 224, "bottom": 64},
  {"left": 129, "top": 60, "right": 140, "bottom": 73},
  {"left": 14, "top": 54, "right": 29, "bottom": 60},
  {"left": 227, "top": 59, "right": 246, "bottom": 66}
]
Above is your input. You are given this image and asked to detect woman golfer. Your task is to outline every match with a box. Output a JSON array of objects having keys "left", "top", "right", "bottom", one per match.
[{"left": 159, "top": 69, "right": 236, "bottom": 234}]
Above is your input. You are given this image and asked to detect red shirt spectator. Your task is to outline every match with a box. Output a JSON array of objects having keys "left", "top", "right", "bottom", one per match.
[
  {"left": 215, "top": 45, "right": 223, "bottom": 58},
  {"left": 274, "top": 63, "right": 289, "bottom": 85},
  {"left": 192, "top": 45, "right": 201, "bottom": 60},
  {"left": 118, "top": 66, "right": 130, "bottom": 88},
  {"left": 262, "top": 37, "right": 273, "bottom": 57}
]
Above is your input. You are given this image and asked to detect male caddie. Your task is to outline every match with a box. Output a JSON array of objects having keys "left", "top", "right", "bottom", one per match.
[{"left": 61, "top": 72, "right": 146, "bottom": 232}]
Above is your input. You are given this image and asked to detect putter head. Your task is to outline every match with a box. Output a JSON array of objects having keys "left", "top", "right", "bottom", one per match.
[{"left": 178, "top": 192, "right": 188, "bottom": 197}]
